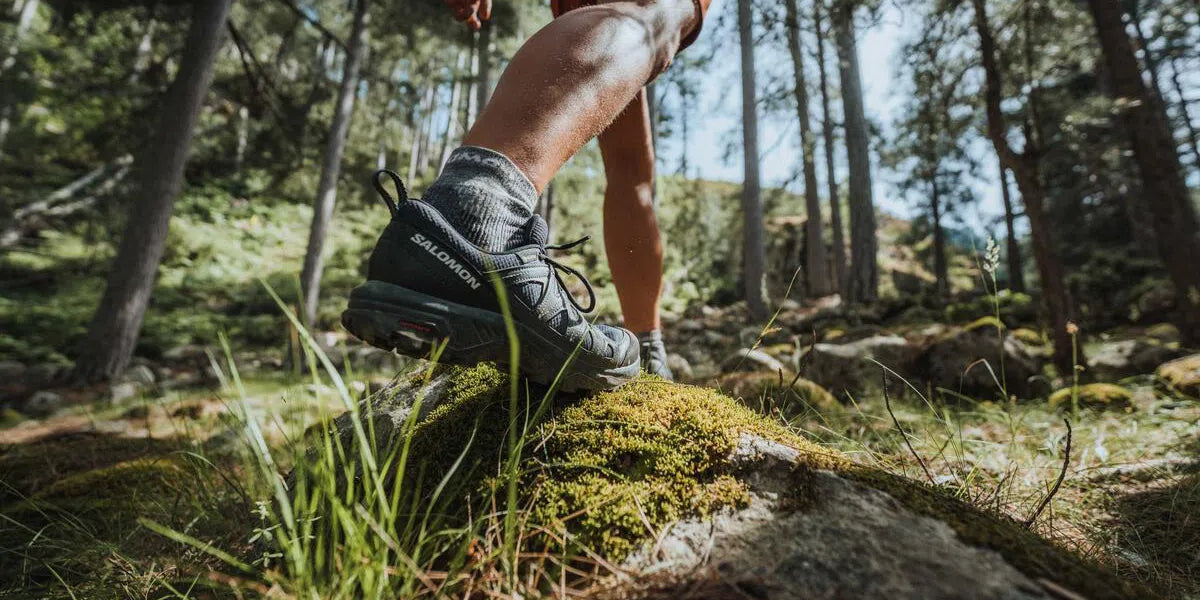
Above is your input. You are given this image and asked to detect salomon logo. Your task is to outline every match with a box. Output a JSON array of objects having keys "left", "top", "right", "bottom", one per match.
[{"left": 411, "top": 233, "right": 481, "bottom": 290}]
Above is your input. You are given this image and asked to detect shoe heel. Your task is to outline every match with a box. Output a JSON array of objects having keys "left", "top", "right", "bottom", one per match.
[{"left": 341, "top": 308, "right": 446, "bottom": 357}]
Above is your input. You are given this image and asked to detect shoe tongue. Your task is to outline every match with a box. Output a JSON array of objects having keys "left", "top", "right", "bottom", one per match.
[{"left": 523, "top": 214, "right": 550, "bottom": 247}]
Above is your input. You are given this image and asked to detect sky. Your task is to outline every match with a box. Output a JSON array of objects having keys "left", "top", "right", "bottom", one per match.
[{"left": 651, "top": 0, "right": 1013, "bottom": 236}]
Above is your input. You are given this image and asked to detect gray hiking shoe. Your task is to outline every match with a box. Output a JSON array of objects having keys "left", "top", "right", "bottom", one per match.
[
  {"left": 639, "top": 330, "right": 674, "bottom": 381},
  {"left": 341, "top": 171, "right": 641, "bottom": 392}
]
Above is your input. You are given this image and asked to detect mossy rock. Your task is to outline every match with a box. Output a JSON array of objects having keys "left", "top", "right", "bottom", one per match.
[
  {"left": 1048, "top": 383, "right": 1134, "bottom": 411},
  {"left": 1012, "top": 327, "right": 1045, "bottom": 346},
  {"left": 964, "top": 315, "right": 1006, "bottom": 333},
  {"left": 1156, "top": 354, "right": 1200, "bottom": 397},
  {"left": 316, "top": 364, "right": 1153, "bottom": 599},
  {"left": 1144, "top": 323, "right": 1181, "bottom": 344},
  {"left": 716, "top": 370, "right": 840, "bottom": 419}
]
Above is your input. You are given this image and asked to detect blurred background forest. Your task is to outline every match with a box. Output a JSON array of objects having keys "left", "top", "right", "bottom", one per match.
[{"left": 2, "top": 0, "right": 1200, "bottom": 597}]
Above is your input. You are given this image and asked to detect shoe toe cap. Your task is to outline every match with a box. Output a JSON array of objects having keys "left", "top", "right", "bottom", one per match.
[{"left": 597, "top": 324, "right": 640, "bottom": 367}]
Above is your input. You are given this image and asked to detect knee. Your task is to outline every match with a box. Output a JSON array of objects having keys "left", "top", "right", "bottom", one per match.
[{"left": 593, "top": 0, "right": 694, "bottom": 78}]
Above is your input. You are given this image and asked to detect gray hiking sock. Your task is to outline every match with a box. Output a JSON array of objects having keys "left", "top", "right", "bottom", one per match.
[{"left": 423, "top": 146, "right": 539, "bottom": 252}]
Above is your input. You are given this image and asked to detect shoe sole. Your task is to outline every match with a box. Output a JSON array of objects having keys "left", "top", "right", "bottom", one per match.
[{"left": 341, "top": 281, "right": 639, "bottom": 393}]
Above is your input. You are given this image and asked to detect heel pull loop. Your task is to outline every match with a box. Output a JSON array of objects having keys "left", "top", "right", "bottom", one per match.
[{"left": 372, "top": 170, "right": 407, "bottom": 218}]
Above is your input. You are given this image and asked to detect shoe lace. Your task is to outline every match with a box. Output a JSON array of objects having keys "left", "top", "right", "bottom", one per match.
[{"left": 536, "top": 236, "right": 596, "bottom": 314}]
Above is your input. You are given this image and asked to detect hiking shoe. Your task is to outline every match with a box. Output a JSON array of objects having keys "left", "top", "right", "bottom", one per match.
[
  {"left": 639, "top": 330, "right": 674, "bottom": 381},
  {"left": 341, "top": 170, "right": 641, "bottom": 392}
]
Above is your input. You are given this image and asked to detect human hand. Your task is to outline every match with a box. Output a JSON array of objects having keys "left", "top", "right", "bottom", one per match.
[{"left": 444, "top": 0, "right": 491, "bottom": 30}]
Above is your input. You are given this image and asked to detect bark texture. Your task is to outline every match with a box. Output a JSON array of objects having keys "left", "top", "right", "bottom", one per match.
[
  {"left": 971, "top": 0, "right": 1079, "bottom": 373},
  {"left": 299, "top": 0, "right": 370, "bottom": 328},
  {"left": 1085, "top": 0, "right": 1200, "bottom": 343},
  {"left": 786, "top": 0, "right": 831, "bottom": 297},
  {"left": 814, "top": 0, "right": 847, "bottom": 295},
  {"left": 833, "top": 1, "right": 877, "bottom": 304},
  {"left": 998, "top": 162, "right": 1026, "bottom": 293},
  {"left": 73, "top": 0, "right": 232, "bottom": 382},
  {"left": 738, "top": 0, "right": 769, "bottom": 320}
]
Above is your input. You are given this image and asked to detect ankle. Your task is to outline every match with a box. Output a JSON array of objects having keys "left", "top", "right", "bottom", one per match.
[{"left": 423, "top": 146, "right": 538, "bottom": 252}]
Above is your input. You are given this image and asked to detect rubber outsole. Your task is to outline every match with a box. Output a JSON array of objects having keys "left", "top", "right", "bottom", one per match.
[{"left": 341, "top": 281, "right": 639, "bottom": 392}]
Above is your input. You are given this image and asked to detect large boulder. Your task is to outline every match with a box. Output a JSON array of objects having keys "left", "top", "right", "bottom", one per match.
[
  {"left": 310, "top": 365, "right": 1144, "bottom": 600},
  {"left": 917, "top": 322, "right": 1044, "bottom": 400},
  {"left": 1087, "top": 339, "right": 1182, "bottom": 381},
  {"left": 799, "top": 335, "right": 918, "bottom": 400}
]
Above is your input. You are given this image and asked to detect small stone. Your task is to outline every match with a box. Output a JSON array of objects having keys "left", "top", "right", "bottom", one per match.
[
  {"left": 666, "top": 353, "right": 693, "bottom": 381},
  {"left": 721, "top": 349, "right": 786, "bottom": 374},
  {"left": 22, "top": 391, "right": 63, "bottom": 417},
  {"left": 121, "top": 364, "right": 157, "bottom": 386},
  {"left": 109, "top": 382, "right": 141, "bottom": 403}
]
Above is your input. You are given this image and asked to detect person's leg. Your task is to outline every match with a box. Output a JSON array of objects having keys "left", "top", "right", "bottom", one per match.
[
  {"left": 598, "top": 89, "right": 674, "bottom": 379},
  {"left": 463, "top": 0, "right": 700, "bottom": 191},
  {"left": 345, "top": 0, "right": 707, "bottom": 391},
  {"left": 600, "top": 88, "right": 676, "bottom": 379},
  {"left": 599, "top": 89, "right": 661, "bottom": 334}
]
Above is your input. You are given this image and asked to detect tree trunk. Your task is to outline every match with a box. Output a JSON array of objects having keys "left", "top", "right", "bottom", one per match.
[
  {"left": 409, "top": 83, "right": 434, "bottom": 182},
  {"left": 930, "top": 177, "right": 948, "bottom": 299},
  {"left": 998, "top": 161, "right": 1026, "bottom": 293},
  {"left": 1085, "top": 0, "right": 1200, "bottom": 343},
  {"left": 476, "top": 20, "right": 492, "bottom": 119},
  {"left": 814, "top": 0, "right": 847, "bottom": 296},
  {"left": 786, "top": 0, "right": 831, "bottom": 298},
  {"left": 1167, "top": 54, "right": 1200, "bottom": 174},
  {"left": 73, "top": 0, "right": 232, "bottom": 383},
  {"left": 738, "top": 0, "right": 769, "bottom": 321},
  {"left": 971, "top": 0, "right": 1078, "bottom": 373},
  {"left": 833, "top": 1, "right": 877, "bottom": 304},
  {"left": 438, "top": 51, "right": 467, "bottom": 170},
  {"left": 0, "top": 0, "right": 39, "bottom": 155},
  {"left": 299, "top": 0, "right": 370, "bottom": 328}
]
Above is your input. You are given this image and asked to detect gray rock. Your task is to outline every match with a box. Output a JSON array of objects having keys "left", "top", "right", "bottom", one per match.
[
  {"left": 163, "top": 344, "right": 208, "bottom": 362},
  {"left": 917, "top": 329, "right": 1042, "bottom": 400},
  {"left": 120, "top": 364, "right": 157, "bottom": 386},
  {"left": 1087, "top": 339, "right": 1182, "bottom": 381},
  {"left": 666, "top": 353, "right": 693, "bottom": 382},
  {"left": 621, "top": 433, "right": 1056, "bottom": 600},
  {"left": 721, "top": 348, "right": 786, "bottom": 374},
  {"left": 800, "top": 335, "right": 917, "bottom": 398},
  {"left": 0, "top": 360, "right": 27, "bottom": 383},
  {"left": 109, "top": 382, "right": 141, "bottom": 403},
  {"left": 22, "top": 390, "right": 63, "bottom": 417}
]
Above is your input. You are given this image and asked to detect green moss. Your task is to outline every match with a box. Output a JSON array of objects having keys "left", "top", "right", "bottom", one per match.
[
  {"left": 389, "top": 365, "right": 844, "bottom": 561},
  {"left": 1144, "top": 323, "right": 1180, "bottom": 343},
  {"left": 1012, "top": 327, "right": 1045, "bottom": 346},
  {"left": 718, "top": 370, "right": 840, "bottom": 416},
  {"left": 523, "top": 380, "right": 841, "bottom": 558},
  {"left": 1156, "top": 354, "right": 1200, "bottom": 397},
  {"left": 964, "top": 315, "right": 1006, "bottom": 333},
  {"left": 1048, "top": 383, "right": 1134, "bottom": 411}
]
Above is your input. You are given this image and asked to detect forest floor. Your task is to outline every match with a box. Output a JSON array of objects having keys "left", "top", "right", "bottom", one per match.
[
  {"left": 1, "top": 318, "right": 1198, "bottom": 598},
  {"left": 2, "top": 189, "right": 1198, "bottom": 597}
]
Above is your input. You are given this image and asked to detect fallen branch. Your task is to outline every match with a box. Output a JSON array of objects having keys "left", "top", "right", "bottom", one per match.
[
  {"left": 1024, "top": 418, "right": 1072, "bottom": 529},
  {"left": 883, "top": 370, "right": 935, "bottom": 485},
  {"left": 0, "top": 155, "right": 132, "bottom": 249}
]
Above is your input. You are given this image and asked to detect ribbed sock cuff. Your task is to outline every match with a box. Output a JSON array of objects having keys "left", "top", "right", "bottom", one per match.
[{"left": 423, "top": 146, "right": 539, "bottom": 252}]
